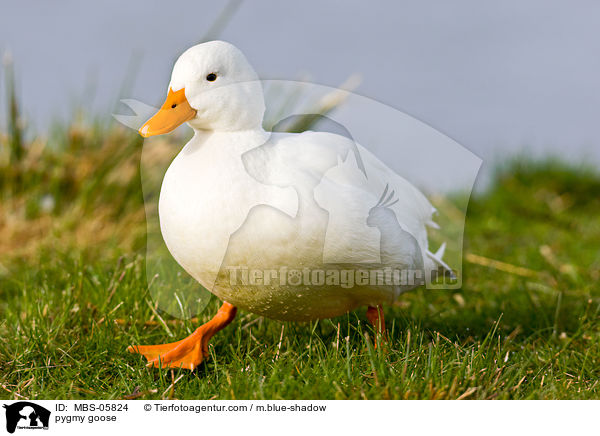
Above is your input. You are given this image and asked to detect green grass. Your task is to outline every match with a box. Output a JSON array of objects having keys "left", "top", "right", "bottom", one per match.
[
  {"left": 1, "top": 150, "right": 598, "bottom": 399},
  {"left": 0, "top": 66, "right": 598, "bottom": 400}
]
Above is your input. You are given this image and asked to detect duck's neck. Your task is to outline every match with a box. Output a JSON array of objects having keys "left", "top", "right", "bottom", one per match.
[{"left": 190, "top": 127, "right": 269, "bottom": 154}]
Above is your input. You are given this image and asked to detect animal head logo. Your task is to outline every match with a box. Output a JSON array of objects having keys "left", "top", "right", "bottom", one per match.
[
  {"left": 366, "top": 184, "right": 399, "bottom": 228},
  {"left": 3, "top": 402, "right": 51, "bottom": 433}
]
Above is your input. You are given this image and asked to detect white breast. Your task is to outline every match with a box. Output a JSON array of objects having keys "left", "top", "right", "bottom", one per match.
[{"left": 159, "top": 130, "right": 297, "bottom": 291}]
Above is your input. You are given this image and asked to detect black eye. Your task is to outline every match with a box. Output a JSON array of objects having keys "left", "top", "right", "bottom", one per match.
[
  {"left": 171, "top": 104, "right": 177, "bottom": 108},
  {"left": 206, "top": 73, "right": 217, "bottom": 82}
]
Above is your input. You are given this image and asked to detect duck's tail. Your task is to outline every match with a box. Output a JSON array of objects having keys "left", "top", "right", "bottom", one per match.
[{"left": 426, "top": 242, "right": 456, "bottom": 280}]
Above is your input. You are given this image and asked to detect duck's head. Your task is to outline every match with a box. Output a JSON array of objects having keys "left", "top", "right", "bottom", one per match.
[{"left": 139, "top": 41, "right": 265, "bottom": 137}]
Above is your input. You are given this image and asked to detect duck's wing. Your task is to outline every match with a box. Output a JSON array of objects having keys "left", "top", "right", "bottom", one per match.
[
  {"left": 244, "top": 130, "right": 451, "bottom": 273},
  {"left": 245, "top": 129, "right": 437, "bottom": 238},
  {"left": 242, "top": 130, "right": 364, "bottom": 188}
]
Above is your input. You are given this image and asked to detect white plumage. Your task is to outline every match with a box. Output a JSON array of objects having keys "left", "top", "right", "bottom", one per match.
[{"left": 157, "top": 41, "right": 449, "bottom": 321}]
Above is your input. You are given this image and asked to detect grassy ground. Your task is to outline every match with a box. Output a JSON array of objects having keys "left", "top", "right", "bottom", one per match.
[{"left": 0, "top": 85, "right": 599, "bottom": 399}]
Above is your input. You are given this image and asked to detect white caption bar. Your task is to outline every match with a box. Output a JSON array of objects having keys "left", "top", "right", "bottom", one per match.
[{"left": 1, "top": 400, "right": 596, "bottom": 435}]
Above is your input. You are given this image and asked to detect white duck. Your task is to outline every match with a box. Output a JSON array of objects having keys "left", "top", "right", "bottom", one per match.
[{"left": 129, "top": 41, "right": 450, "bottom": 370}]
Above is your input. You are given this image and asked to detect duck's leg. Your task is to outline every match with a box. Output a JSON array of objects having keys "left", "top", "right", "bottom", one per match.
[
  {"left": 128, "top": 302, "right": 237, "bottom": 371},
  {"left": 366, "top": 305, "right": 387, "bottom": 345}
]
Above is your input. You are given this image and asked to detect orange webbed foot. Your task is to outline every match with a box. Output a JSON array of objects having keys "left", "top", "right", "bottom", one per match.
[
  {"left": 128, "top": 330, "right": 209, "bottom": 370},
  {"left": 128, "top": 302, "right": 237, "bottom": 371}
]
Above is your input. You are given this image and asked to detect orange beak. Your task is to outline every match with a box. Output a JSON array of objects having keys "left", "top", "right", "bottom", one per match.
[{"left": 139, "top": 87, "right": 197, "bottom": 137}]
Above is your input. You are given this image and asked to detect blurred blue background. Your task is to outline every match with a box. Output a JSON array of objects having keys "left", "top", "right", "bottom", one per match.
[{"left": 1, "top": 0, "right": 599, "bottom": 168}]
